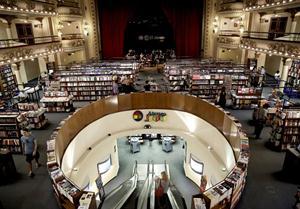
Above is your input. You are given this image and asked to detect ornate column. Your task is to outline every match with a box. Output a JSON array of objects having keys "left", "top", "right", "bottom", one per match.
[
  {"left": 279, "top": 58, "right": 292, "bottom": 92},
  {"left": 12, "top": 62, "right": 24, "bottom": 90}
]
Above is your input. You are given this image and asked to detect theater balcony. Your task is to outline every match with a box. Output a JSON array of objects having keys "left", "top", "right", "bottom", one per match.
[
  {"left": 217, "top": 0, "right": 244, "bottom": 13},
  {"left": 0, "top": 0, "right": 57, "bottom": 16},
  {"left": 240, "top": 33, "right": 300, "bottom": 59},
  {"left": 242, "top": 31, "right": 300, "bottom": 43},
  {"left": 244, "top": 0, "right": 300, "bottom": 12},
  {"left": 61, "top": 33, "right": 85, "bottom": 52},
  {"left": 0, "top": 36, "right": 62, "bottom": 65},
  {"left": 217, "top": 31, "right": 241, "bottom": 49},
  {"left": 57, "top": 0, "right": 82, "bottom": 19}
]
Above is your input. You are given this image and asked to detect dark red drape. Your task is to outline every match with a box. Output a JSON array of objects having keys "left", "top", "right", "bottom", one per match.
[
  {"left": 161, "top": 1, "right": 202, "bottom": 58},
  {"left": 100, "top": 6, "right": 132, "bottom": 59}
]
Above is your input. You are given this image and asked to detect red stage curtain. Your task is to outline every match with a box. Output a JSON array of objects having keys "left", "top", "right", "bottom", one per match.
[
  {"left": 100, "top": 7, "right": 132, "bottom": 59},
  {"left": 161, "top": 2, "right": 202, "bottom": 58}
]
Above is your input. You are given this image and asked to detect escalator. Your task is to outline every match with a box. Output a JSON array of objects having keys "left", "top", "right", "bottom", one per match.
[
  {"left": 101, "top": 161, "right": 152, "bottom": 209},
  {"left": 100, "top": 161, "right": 187, "bottom": 209}
]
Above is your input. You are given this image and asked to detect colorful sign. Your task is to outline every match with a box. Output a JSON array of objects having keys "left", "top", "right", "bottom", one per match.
[
  {"left": 144, "top": 111, "right": 167, "bottom": 122},
  {"left": 133, "top": 110, "right": 143, "bottom": 121}
]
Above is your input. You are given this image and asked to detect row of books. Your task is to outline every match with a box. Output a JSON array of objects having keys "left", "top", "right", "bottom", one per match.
[
  {"left": 285, "top": 110, "right": 300, "bottom": 118},
  {"left": 44, "top": 91, "right": 69, "bottom": 97},
  {"left": 0, "top": 130, "right": 19, "bottom": 138},
  {"left": 60, "top": 82, "right": 112, "bottom": 86},
  {"left": 60, "top": 76, "right": 113, "bottom": 82}
]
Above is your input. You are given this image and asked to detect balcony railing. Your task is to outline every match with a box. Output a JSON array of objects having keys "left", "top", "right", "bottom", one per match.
[
  {"left": 244, "top": 0, "right": 300, "bottom": 11},
  {"left": 220, "top": 0, "right": 243, "bottom": 4},
  {"left": 31, "top": 0, "right": 57, "bottom": 5},
  {"left": 57, "top": 0, "right": 79, "bottom": 8},
  {"left": 219, "top": 30, "right": 241, "bottom": 37},
  {"left": 242, "top": 31, "right": 300, "bottom": 42},
  {"left": 0, "top": 36, "right": 60, "bottom": 49},
  {"left": 61, "top": 33, "right": 84, "bottom": 40}
]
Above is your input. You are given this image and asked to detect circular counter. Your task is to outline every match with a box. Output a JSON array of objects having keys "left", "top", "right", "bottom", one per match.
[{"left": 48, "top": 93, "right": 249, "bottom": 209}]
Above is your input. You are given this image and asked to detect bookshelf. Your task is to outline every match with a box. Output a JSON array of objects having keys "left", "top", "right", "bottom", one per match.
[
  {"left": 55, "top": 63, "right": 137, "bottom": 101},
  {"left": 0, "top": 65, "right": 18, "bottom": 101},
  {"left": 269, "top": 108, "right": 300, "bottom": 151},
  {"left": 18, "top": 103, "right": 48, "bottom": 129},
  {"left": 287, "top": 60, "right": 300, "bottom": 88},
  {"left": 40, "top": 91, "right": 74, "bottom": 112},
  {"left": 164, "top": 60, "right": 249, "bottom": 99},
  {"left": 0, "top": 112, "right": 22, "bottom": 154}
]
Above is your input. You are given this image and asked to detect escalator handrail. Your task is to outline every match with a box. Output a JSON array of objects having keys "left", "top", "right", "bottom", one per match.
[
  {"left": 166, "top": 180, "right": 187, "bottom": 209},
  {"left": 136, "top": 175, "right": 151, "bottom": 209},
  {"left": 102, "top": 173, "right": 138, "bottom": 209}
]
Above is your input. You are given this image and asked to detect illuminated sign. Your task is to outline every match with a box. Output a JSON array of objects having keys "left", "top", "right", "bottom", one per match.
[
  {"left": 133, "top": 110, "right": 143, "bottom": 121},
  {"left": 144, "top": 111, "right": 167, "bottom": 122}
]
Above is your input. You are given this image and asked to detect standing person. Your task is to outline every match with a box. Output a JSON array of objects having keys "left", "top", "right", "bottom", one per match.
[
  {"left": 260, "top": 66, "right": 266, "bottom": 87},
  {"left": 274, "top": 70, "right": 281, "bottom": 87},
  {"left": 112, "top": 80, "right": 119, "bottom": 95},
  {"left": 218, "top": 86, "right": 227, "bottom": 108},
  {"left": 253, "top": 103, "right": 267, "bottom": 139},
  {"left": 21, "top": 128, "right": 40, "bottom": 177},
  {"left": 155, "top": 171, "right": 170, "bottom": 209}
]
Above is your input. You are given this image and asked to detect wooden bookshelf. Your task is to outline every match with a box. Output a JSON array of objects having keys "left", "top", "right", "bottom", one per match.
[
  {"left": 269, "top": 108, "right": 300, "bottom": 151},
  {"left": 0, "top": 112, "right": 22, "bottom": 154},
  {"left": 0, "top": 65, "right": 18, "bottom": 101}
]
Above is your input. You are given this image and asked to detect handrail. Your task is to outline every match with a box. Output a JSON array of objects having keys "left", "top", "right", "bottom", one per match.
[
  {"left": 218, "top": 30, "right": 241, "bottom": 36},
  {"left": 136, "top": 175, "right": 151, "bottom": 209},
  {"left": 242, "top": 31, "right": 300, "bottom": 42},
  {"left": 57, "top": 0, "right": 80, "bottom": 8},
  {"left": 0, "top": 36, "right": 60, "bottom": 48},
  {"left": 61, "top": 34, "right": 84, "bottom": 40}
]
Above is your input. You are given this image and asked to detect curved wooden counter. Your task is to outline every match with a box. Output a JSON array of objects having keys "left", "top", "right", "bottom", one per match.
[{"left": 50, "top": 93, "right": 249, "bottom": 209}]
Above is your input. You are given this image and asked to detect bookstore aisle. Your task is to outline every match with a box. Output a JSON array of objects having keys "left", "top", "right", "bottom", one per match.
[{"left": 0, "top": 101, "right": 297, "bottom": 209}]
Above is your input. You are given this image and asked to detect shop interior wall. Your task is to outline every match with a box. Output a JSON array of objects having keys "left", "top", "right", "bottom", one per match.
[
  {"left": 217, "top": 48, "right": 242, "bottom": 64},
  {"left": 23, "top": 59, "right": 40, "bottom": 82},
  {"left": 0, "top": 22, "right": 8, "bottom": 39},
  {"left": 295, "top": 16, "right": 300, "bottom": 32},
  {"left": 265, "top": 54, "right": 282, "bottom": 76},
  {"left": 60, "top": 50, "right": 85, "bottom": 65}
]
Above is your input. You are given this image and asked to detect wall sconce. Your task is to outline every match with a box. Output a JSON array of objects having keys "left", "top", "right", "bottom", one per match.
[
  {"left": 239, "top": 25, "right": 244, "bottom": 34},
  {"left": 213, "top": 16, "right": 218, "bottom": 33},
  {"left": 83, "top": 22, "right": 89, "bottom": 36},
  {"left": 57, "top": 29, "right": 62, "bottom": 37}
]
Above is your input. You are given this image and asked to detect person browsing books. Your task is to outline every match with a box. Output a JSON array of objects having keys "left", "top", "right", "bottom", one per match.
[{"left": 21, "top": 128, "right": 41, "bottom": 177}]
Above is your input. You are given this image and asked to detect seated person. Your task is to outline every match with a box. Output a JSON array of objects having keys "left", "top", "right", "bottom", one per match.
[{"left": 144, "top": 80, "right": 151, "bottom": 91}]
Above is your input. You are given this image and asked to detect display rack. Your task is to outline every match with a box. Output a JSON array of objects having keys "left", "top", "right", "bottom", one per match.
[
  {"left": 269, "top": 108, "right": 300, "bottom": 151},
  {"left": 0, "top": 65, "right": 18, "bottom": 101},
  {"left": 0, "top": 112, "right": 22, "bottom": 154},
  {"left": 18, "top": 103, "right": 48, "bottom": 129},
  {"left": 231, "top": 87, "right": 263, "bottom": 109},
  {"left": 165, "top": 66, "right": 190, "bottom": 92},
  {"left": 40, "top": 91, "right": 74, "bottom": 112}
]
